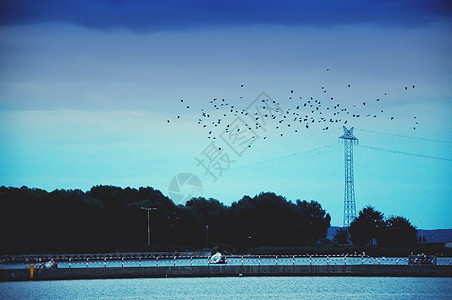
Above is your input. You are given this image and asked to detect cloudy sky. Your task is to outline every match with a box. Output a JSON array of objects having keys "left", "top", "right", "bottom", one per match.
[{"left": 1, "top": 0, "right": 451, "bottom": 229}]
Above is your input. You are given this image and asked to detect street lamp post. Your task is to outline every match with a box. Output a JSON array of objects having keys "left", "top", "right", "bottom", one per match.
[
  {"left": 141, "top": 207, "right": 157, "bottom": 248},
  {"left": 206, "top": 225, "right": 209, "bottom": 249},
  {"left": 419, "top": 219, "right": 424, "bottom": 243}
]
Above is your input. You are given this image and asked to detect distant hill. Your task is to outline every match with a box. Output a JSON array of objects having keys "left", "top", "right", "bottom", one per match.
[
  {"left": 327, "top": 226, "right": 342, "bottom": 240},
  {"left": 327, "top": 227, "right": 452, "bottom": 243},
  {"left": 419, "top": 229, "right": 452, "bottom": 243}
]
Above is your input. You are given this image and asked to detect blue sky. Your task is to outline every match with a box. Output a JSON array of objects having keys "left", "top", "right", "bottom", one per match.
[{"left": 1, "top": 0, "right": 451, "bottom": 229}]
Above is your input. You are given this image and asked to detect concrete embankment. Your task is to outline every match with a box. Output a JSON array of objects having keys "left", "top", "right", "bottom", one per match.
[
  {"left": 1, "top": 265, "right": 451, "bottom": 281},
  {"left": 1, "top": 251, "right": 210, "bottom": 263}
]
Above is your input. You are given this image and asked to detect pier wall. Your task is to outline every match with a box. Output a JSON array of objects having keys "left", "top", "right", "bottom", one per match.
[{"left": 1, "top": 265, "right": 451, "bottom": 281}]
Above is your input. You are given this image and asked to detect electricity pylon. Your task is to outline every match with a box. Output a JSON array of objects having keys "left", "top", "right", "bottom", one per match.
[{"left": 339, "top": 126, "right": 358, "bottom": 227}]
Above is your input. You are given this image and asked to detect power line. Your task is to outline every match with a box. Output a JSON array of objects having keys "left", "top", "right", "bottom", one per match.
[
  {"left": 358, "top": 144, "right": 452, "bottom": 162},
  {"left": 197, "top": 144, "right": 338, "bottom": 181},
  {"left": 356, "top": 128, "right": 452, "bottom": 144}
]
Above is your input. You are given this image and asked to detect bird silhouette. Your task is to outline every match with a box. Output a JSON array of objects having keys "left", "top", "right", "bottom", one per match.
[{"left": 169, "top": 78, "right": 417, "bottom": 144}]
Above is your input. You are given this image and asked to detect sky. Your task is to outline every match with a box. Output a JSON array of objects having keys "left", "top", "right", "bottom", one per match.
[{"left": 1, "top": 0, "right": 451, "bottom": 229}]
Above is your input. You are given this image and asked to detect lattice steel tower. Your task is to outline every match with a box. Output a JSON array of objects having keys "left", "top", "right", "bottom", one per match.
[{"left": 339, "top": 126, "right": 359, "bottom": 227}]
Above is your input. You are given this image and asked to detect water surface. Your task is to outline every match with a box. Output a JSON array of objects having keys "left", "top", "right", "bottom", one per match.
[{"left": 1, "top": 276, "right": 451, "bottom": 299}]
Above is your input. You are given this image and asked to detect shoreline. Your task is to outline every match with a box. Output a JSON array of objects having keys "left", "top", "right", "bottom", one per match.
[{"left": 1, "top": 265, "right": 451, "bottom": 281}]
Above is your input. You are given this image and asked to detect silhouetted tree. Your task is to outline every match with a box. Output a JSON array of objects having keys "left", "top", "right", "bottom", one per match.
[
  {"left": 185, "top": 197, "right": 230, "bottom": 247},
  {"left": 349, "top": 206, "right": 385, "bottom": 246},
  {"left": 230, "top": 193, "right": 330, "bottom": 247},
  {"left": 379, "top": 216, "right": 417, "bottom": 248},
  {"left": 333, "top": 228, "right": 349, "bottom": 244},
  {"left": 296, "top": 199, "right": 331, "bottom": 245}
]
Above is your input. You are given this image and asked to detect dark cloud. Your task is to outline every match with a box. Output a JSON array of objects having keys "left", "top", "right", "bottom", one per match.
[{"left": 1, "top": 0, "right": 451, "bottom": 31}]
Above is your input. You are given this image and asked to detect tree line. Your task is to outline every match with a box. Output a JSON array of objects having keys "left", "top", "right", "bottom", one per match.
[
  {"left": 0, "top": 186, "right": 331, "bottom": 254},
  {"left": 0, "top": 186, "right": 419, "bottom": 255},
  {"left": 334, "top": 206, "right": 418, "bottom": 248}
]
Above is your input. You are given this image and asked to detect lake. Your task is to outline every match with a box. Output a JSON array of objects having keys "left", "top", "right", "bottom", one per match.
[{"left": 1, "top": 276, "right": 452, "bottom": 299}]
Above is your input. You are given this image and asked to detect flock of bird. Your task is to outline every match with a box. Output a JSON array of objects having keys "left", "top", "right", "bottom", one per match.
[{"left": 166, "top": 75, "right": 418, "bottom": 145}]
